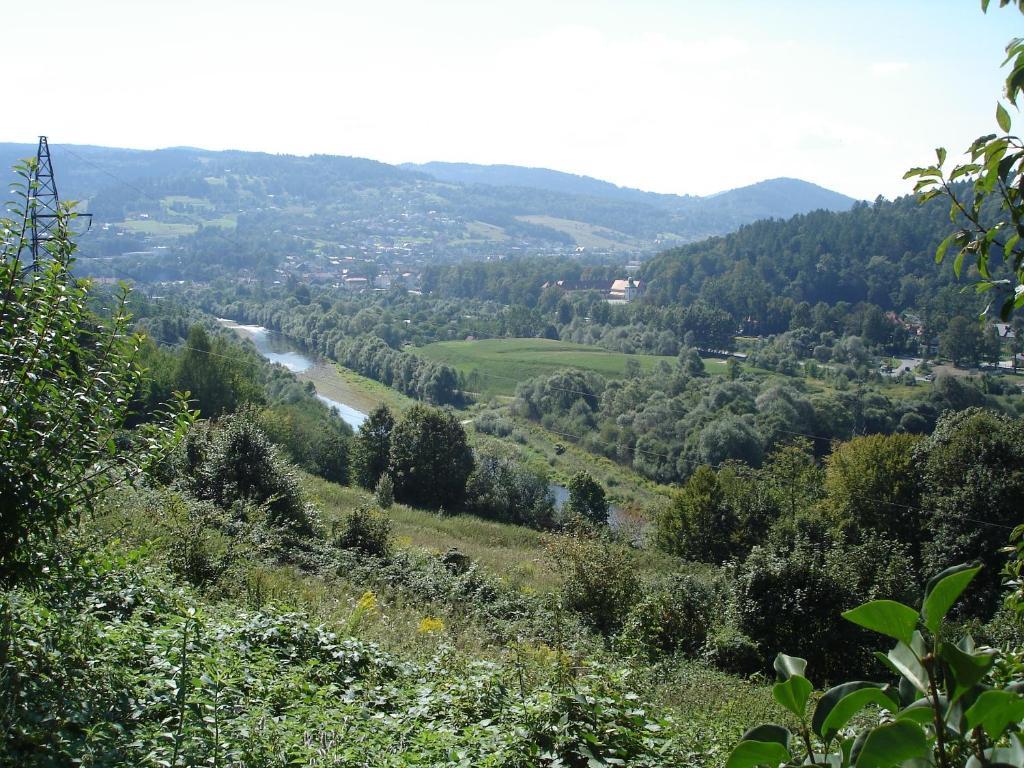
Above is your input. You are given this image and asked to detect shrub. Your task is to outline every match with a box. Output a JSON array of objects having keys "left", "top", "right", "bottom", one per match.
[
  {"left": 162, "top": 494, "right": 233, "bottom": 587},
  {"left": 0, "top": 176, "right": 189, "bottom": 582},
  {"left": 703, "top": 625, "right": 764, "bottom": 676},
  {"left": 565, "top": 471, "right": 609, "bottom": 526},
  {"left": 730, "top": 563, "right": 1024, "bottom": 768},
  {"left": 334, "top": 505, "right": 392, "bottom": 558},
  {"left": 193, "top": 409, "right": 315, "bottom": 536},
  {"left": 464, "top": 445, "right": 555, "bottom": 528},
  {"left": 548, "top": 527, "right": 639, "bottom": 635},
  {"left": 374, "top": 473, "right": 395, "bottom": 509},
  {"left": 733, "top": 532, "right": 916, "bottom": 681},
  {"left": 619, "top": 573, "right": 722, "bottom": 660}
]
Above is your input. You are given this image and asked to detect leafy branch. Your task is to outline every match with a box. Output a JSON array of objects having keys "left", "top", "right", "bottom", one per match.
[{"left": 905, "top": 3, "right": 1024, "bottom": 320}]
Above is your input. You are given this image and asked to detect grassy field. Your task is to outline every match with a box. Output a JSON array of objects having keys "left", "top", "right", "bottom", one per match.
[
  {"left": 421, "top": 337, "right": 729, "bottom": 396},
  {"left": 118, "top": 219, "right": 198, "bottom": 236},
  {"left": 515, "top": 215, "right": 634, "bottom": 249},
  {"left": 302, "top": 474, "right": 562, "bottom": 592},
  {"left": 419, "top": 338, "right": 682, "bottom": 396}
]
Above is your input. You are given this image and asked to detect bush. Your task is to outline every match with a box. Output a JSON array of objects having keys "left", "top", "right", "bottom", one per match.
[
  {"left": 548, "top": 527, "right": 639, "bottom": 635},
  {"left": 464, "top": 445, "right": 555, "bottom": 528},
  {"left": 374, "top": 473, "right": 395, "bottom": 509},
  {"left": 193, "top": 409, "right": 316, "bottom": 536},
  {"left": 334, "top": 505, "right": 392, "bottom": 558},
  {"left": 0, "top": 179, "right": 189, "bottom": 582},
  {"left": 730, "top": 562, "right": 1024, "bottom": 768},
  {"left": 733, "top": 532, "right": 916, "bottom": 682},
  {"left": 565, "top": 471, "right": 609, "bottom": 526},
  {"left": 703, "top": 625, "right": 764, "bottom": 677},
  {"left": 619, "top": 574, "right": 722, "bottom": 660},
  {"left": 162, "top": 494, "right": 233, "bottom": 587}
]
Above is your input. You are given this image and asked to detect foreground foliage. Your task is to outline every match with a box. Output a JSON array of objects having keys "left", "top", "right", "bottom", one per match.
[
  {"left": 0, "top": 164, "right": 189, "bottom": 583},
  {"left": 0, "top": 546, "right": 687, "bottom": 767},
  {"left": 730, "top": 563, "right": 1024, "bottom": 768}
]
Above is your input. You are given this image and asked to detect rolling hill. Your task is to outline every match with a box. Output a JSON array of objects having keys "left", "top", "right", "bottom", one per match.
[{"left": 0, "top": 142, "right": 858, "bottom": 278}]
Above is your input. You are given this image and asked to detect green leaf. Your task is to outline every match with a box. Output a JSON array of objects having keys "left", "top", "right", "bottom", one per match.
[
  {"left": 954, "top": 248, "right": 967, "bottom": 278},
  {"left": 812, "top": 682, "right": 898, "bottom": 740},
  {"left": 936, "top": 231, "right": 958, "bottom": 264},
  {"left": 773, "top": 653, "right": 807, "bottom": 681},
  {"left": 842, "top": 600, "right": 919, "bottom": 645},
  {"left": 853, "top": 721, "right": 929, "bottom": 768},
  {"left": 1005, "top": 233, "right": 1021, "bottom": 259},
  {"left": 773, "top": 675, "right": 813, "bottom": 720},
  {"left": 966, "top": 690, "right": 1024, "bottom": 740},
  {"left": 922, "top": 563, "right": 982, "bottom": 633},
  {"left": 940, "top": 641, "right": 996, "bottom": 703},
  {"left": 726, "top": 740, "right": 791, "bottom": 768},
  {"left": 998, "top": 102, "right": 1012, "bottom": 133},
  {"left": 936, "top": 147, "right": 947, "bottom": 166},
  {"left": 741, "top": 724, "right": 791, "bottom": 749},
  {"left": 896, "top": 697, "right": 940, "bottom": 725},
  {"left": 888, "top": 638, "right": 930, "bottom": 695}
]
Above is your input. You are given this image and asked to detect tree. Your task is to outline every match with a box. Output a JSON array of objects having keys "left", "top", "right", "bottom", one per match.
[
  {"left": 388, "top": 404, "right": 474, "bottom": 509},
  {"left": 174, "top": 325, "right": 263, "bottom": 417},
  {"left": 939, "top": 316, "right": 982, "bottom": 367},
  {"left": 0, "top": 162, "right": 190, "bottom": 581},
  {"left": 982, "top": 323, "right": 1003, "bottom": 365},
  {"left": 655, "top": 465, "right": 737, "bottom": 563},
  {"left": 905, "top": 1, "right": 1024, "bottom": 319},
  {"left": 352, "top": 404, "right": 395, "bottom": 489},
  {"left": 696, "top": 414, "right": 764, "bottom": 468},
  {"left": 822, "top": 433, "right": 925, "bottom": 562},
  {"left": 565, "top": 470, "right": 609, "bottom": 526},
  {"left": 916, "top": 408, "right": 1024, "bottom": 617},
  {"left": 464, "top": 444, "right": 555, "bottom": 528}
]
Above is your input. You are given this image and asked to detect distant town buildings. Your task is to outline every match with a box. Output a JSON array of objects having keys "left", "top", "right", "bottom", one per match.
[{"left": 542, "top": 277, "right": 644, "bottom": 303}]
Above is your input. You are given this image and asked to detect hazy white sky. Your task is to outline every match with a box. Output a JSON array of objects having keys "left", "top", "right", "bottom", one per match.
[{"left": 3, "top": 1, "right": 1019, "bottom": 199}]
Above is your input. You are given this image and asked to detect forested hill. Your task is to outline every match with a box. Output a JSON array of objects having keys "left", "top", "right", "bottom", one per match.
[
  {"left": 639, "top": 190, "right": 977, "bottom": 321},
  {"left": 0, "top": 142, "right": 854, "bottom": 265},
  {"left": 403, "top": 161, "right": 858, "bottom": 220}
]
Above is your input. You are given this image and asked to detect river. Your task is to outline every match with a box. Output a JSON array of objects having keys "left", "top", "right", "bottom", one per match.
[{"left": 218, "top": 319, "right": 368, "bottom": 430}]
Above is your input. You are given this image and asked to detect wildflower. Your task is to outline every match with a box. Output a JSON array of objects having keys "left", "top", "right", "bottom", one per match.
[
  {"left": 347, "top": 591, "right": 379, "bottom": 634},
  {"left": 417, "top": 616, "right": 444, "bottom": 634},
  {"left": 356, "top": 591, "right": 378, "bottom": 614}
]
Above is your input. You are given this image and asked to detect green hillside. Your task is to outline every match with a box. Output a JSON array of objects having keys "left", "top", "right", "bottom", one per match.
[{"left": 417, "top": 338, "right": 720, "bottom": 396}]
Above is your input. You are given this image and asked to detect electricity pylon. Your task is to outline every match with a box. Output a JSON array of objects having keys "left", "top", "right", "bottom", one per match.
[{"left": 23, "top": 136, "right": 89, "bottom": 272}]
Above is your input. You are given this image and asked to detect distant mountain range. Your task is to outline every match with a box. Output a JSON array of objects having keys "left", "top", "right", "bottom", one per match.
[
  {"left": 0, "top": 142, "right": 859, "bottom": 272},
  {"left": 402, "top": 161, "right": 858, "bottom": 221}
]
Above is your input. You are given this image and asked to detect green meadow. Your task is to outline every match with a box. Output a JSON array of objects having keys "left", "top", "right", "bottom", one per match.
[{"left": 418, "top": 337, "right": 724, "bottom": 396}]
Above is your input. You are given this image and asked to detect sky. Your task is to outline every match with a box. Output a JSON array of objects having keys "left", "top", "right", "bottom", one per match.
[{"left": 3, "top": 0, "right": 1020, "bottom": 200}]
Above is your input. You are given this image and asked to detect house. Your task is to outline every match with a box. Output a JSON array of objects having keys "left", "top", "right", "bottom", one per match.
[
  {"left": 542, "top": 277, "right": 644, "bottom": 303},
  {"left": 541, "top": 279, "right": 610, "bottom": 292},
  {"left": 344, "top": 277, "right": 369, "bottom": 292},
  {"left": 995, "top": 323, "right": 1018, "bottom": 340},
  {"left": 609, "top": 278, "right": 642, "bottom": 302}
]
